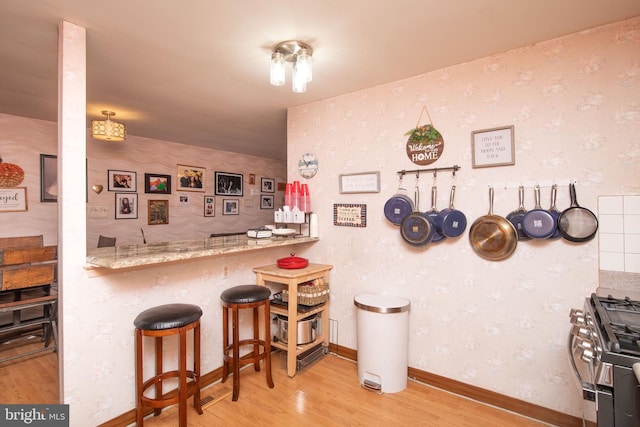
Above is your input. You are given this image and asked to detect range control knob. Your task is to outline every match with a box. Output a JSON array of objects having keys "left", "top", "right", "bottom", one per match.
[
  {"left": 571, "top": 325, "right": 592, "bottom": 339},
  {"left": 569, "top": 309, "right": 586, "bottom": 325},
  {"left": 581, "top": 349, "right": 594, "bottom": 363}
]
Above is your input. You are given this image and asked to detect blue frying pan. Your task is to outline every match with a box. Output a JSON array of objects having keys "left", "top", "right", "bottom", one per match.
[
  {"left": 425, "top": 186, "right": 446, "bottom": 243},
  {"left": 522, "top": 185, "right": 557, "bottom": 239},
  {"left": 438, "top": 185, "right": 467, "bottom": 238}
]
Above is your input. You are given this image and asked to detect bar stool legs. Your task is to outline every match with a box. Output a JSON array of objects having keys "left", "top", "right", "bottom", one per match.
[
  {"left": 221, "top": 285, "right": 274, "bottom": 401},
  {"left": 134, "top": 304, "right": 203, "bottom": 426}
]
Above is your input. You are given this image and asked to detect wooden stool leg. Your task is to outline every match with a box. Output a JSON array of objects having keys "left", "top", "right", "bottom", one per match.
[
  {"left": 193, "top": 321, "right": 203, "bottom": 414},
  {"left": 253, "top": 307, "right": 260, "bottom": 372},
  {"left": 231, "top": 305, "right": 240, "bottom": 401},
  {"left": 178, "top": 329, "right": 187, "bottom": 427},
  {"left": 136, "top": 329, "right": 144, "bottom": 426},
  {"left": 264, "top": 301, "right": 274, "bottom": 389},
  {"left": 221, "top": 304, "right": 229, "bottom": 383},
  {"left": 154, "top": 336, "right": 163, "bottom": 416}
]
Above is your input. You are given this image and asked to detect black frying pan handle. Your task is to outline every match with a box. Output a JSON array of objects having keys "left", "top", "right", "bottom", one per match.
[{"left": 569, "top": 182, "right": 579, "bottom": 207}]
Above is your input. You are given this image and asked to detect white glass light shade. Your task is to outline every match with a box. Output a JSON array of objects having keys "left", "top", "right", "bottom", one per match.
[
  {"left": 292, "top": 61, "right": 307, "bottom": 93},
  {"left": 91, "top": 112, "right": 126, "bottom": 142},
  {"left": 297, "top": 48, "right": 312, "bottom": 83},
  {"left": 270, "top": 52, "right": 285, "bottom": 86}
]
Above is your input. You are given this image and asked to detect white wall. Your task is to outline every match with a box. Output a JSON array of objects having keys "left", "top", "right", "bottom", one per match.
[{"left": 287, "top": 17, "right": 640, "bottom": 420}]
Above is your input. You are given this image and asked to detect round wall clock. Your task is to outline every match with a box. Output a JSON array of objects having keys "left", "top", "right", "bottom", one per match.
[{"left": 298, "top": 153, "right": 318, "bottom": 178}]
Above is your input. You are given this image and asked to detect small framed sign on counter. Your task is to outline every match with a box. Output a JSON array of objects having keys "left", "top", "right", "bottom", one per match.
[
  {"left": 339, "top": 171, "right": 380, "bottom": 194},
  {"left": 471, "top": 125, "right": 515, "bottom": 168}
]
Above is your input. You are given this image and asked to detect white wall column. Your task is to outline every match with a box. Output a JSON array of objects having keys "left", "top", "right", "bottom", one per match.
[{"left": 57, "top": 20, "right": 87, "bottom": 410}]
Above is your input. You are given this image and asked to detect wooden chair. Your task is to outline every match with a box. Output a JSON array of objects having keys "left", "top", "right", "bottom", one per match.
[
  {"left": 97, "top": 235, "right": 117, "bottom": 248},
  {"left": 0, "top": 237, "right": 58, "bottom": 363}
]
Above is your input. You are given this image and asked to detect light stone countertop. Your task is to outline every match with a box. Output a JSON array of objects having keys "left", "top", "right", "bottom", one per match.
[{"left": 85, "top": 235, "right": 318, "bottom": 270}]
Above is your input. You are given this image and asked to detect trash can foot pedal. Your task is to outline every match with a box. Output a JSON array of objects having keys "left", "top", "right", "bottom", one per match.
[{"left": 362, "top": 379, "right": 383, "bottom": 394}]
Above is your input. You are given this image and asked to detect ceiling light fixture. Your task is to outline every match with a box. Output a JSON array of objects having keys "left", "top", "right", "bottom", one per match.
[
  {"left": 270, "top": 40, "right": 313, "bottom": 93},
  {"left": 91, "top": 110, "right": 126, "bottom": 142}
]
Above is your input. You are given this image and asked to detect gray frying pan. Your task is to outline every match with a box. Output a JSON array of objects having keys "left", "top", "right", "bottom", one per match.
[{"left": 558, "top": 183, "right": 599, "bottom": 243}]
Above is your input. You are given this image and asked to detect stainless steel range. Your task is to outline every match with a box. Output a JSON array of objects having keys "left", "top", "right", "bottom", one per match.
[{"left": 569, "top": 293, "right": 640, "bottom": 426}]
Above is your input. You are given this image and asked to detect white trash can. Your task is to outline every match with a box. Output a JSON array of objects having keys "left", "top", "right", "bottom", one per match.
[{"left": 354, "top": 293, "right": 410, "bottom": 393}]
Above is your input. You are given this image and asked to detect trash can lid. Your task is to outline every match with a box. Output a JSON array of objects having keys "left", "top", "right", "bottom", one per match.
[{"left": 354, "top": 293, "right": 410, "bottom": 313}]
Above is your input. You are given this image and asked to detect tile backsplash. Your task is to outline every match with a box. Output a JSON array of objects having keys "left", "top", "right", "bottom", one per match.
[{"left": 598, "top": 195, "right": 640, "bottom": 273}]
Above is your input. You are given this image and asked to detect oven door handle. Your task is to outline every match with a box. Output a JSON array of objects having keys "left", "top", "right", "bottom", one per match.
[{"left": 567, "top": 332, "right": 596, "bottom": 402}]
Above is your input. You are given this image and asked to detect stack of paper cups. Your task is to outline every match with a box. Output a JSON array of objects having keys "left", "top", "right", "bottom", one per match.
[
  {"left": 300, "top": 184, "right": 310, "bottom": 212},
  {"left": 284, "top": 183, "right": 293, "bottom": 208},
  {"left": 309, "top": 213, "right": 319, "bottom": 238},
  {"left": 292, "top": 181, "right": 301, "bottom": 209}
]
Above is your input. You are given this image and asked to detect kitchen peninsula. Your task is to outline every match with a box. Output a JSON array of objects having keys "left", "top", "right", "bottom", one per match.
[{"left": 85, "top": 235, "right": 318, "bottom": 270}]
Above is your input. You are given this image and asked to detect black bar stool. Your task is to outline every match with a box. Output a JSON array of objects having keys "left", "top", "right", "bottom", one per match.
[
  {"left": 134, "top": 303, "right": 203, "bottom": 426},
  {"left": 220, "top": 285, "right": 274, "bottom": 401}
]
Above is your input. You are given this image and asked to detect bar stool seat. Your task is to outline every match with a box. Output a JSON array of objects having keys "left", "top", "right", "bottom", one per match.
[
  {"left": 134, "top": 303, "right": 203, "bottom": 426},
  {"left": 221, "top": 285, "right": 274, "bottom": 401}
]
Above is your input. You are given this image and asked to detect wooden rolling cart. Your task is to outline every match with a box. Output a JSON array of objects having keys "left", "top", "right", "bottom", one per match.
[{"left": 253, "top": 263, "right": 332, "bottom": 377}]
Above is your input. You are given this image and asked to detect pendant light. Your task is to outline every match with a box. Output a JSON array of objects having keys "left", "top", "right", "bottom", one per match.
[
  {"left": 91, "top": 111, "right": 126, "bottom": 142},
  {"left": 269, "top": 41, "right": 313, "bottom": 93}
]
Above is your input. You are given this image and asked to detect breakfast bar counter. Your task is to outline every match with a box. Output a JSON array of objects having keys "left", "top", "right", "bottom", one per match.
[{"left": 85, "top": 235, "right": 318, "bottom": 270}]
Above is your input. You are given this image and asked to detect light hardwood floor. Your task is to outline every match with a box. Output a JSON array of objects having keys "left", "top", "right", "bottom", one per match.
[{"left": 0, "top": 343, "right": 548, "bottom": 426}]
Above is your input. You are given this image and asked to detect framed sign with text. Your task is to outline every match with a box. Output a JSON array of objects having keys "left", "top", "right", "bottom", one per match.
[
  {"left": 0, "top": 187, "right": 28, "bottom": 212},
  {"left": 333, "top": 203, "right": 367, "bottom": 227},
  {"left": 339, "top": 172, "right": 380, "bottom": 194},
  {"left": 471, "top": 125, "right": 515, "bottom": 168}
]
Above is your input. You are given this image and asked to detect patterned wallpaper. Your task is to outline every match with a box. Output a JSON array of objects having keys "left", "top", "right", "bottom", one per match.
[
  {"left": 1, "top": 17, "right": 638, "bottom": 426},
  {"left": 288, "top": 17, "right": 639, "bottom": 420}
]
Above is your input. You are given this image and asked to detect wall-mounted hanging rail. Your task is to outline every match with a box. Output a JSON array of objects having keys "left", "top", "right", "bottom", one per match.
[{"left": 396, "top": 165, "right": 461, "bottom": 177}]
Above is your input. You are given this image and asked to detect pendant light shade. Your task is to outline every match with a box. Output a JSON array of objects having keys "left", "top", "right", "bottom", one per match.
[
  {"left": 91, "top": 111, "right": 126, "bottom": 142},
  {"left": 270, "top": 52, "right": 285, "bottom": 86},
  {"left": 269, "top": 40, "right": 313, "bottom": 93}
]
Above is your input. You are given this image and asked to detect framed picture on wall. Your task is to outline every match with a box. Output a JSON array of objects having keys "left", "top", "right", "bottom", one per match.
[
  {"left": 215, "top": 172, "right": 243, "bottom": 196},
  {"left": 40, "top": 154, "right": 57, "bottom": 202},
  {"left": 222, "top": 199, "right": 239, "bottom": 215},
  {"left": 115, "top": 193, "right": 138, "bottom": 219},
  {"left": 148, "top": 199, "right": 169, "bottom": 225},
  {"left": 204, "top": 195, "right": 215, "bottom": 217},
  {"left": 108, "top": 169, "right": 136, "bottom": 192},
  {"left": 471, "top": 125, "right": 515, "bottom": 168},
  {"left": 144, "top": 173, "right": 171, "bottom": 194},
  {"left": 260, "top": 195, "right": 274, "bottom": 209},
  {"left": 177, "top": 164, "right": 205, "bottom": 192},
  {"left": 261, "top": 178, "right": 275, "bottom": 193}
]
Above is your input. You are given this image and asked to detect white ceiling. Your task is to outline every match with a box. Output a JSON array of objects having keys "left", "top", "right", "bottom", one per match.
[{"left": 1, "top": 1, "right": 639, "bottom": 160}]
